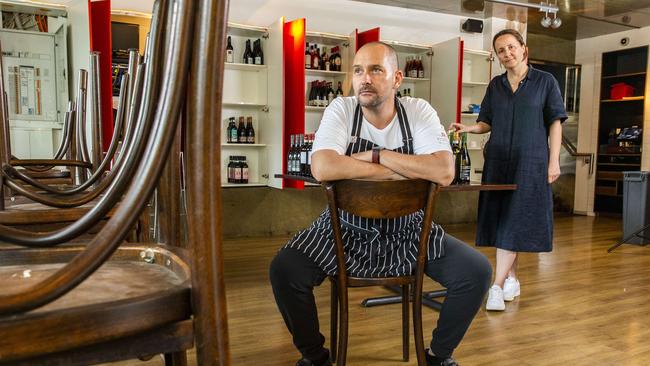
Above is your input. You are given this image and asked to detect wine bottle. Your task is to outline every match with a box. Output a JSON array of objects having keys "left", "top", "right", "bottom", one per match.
[{"left": 226, "top": 36, "right": 234, "bottom": 63}]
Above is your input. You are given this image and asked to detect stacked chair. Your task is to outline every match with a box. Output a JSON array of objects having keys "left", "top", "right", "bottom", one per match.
[{"left": 0, "top": 0, "right": 231, "bottom": 365}]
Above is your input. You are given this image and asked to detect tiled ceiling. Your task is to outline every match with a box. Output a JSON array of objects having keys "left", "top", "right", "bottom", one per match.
[{"left": 354, "top": 0, "right": 650, "bottom": 39}]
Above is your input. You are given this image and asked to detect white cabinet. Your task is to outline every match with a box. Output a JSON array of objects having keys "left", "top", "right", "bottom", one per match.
[
  {"left": 221, "top": 23, "right": 272, "bottom": 188},
  {"left": 383, "top": 40, "right": 432, "bottom": 102},
  {"left": 431, "top": 38, "right": 493, "bottom": 183}
]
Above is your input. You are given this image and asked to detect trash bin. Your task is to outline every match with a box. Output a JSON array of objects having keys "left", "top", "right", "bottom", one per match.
[{"left": 623, "top": 171, "right": 650, "bottom": 244}]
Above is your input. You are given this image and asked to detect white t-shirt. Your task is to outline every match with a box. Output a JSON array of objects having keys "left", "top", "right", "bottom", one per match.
[{"left": 312, "top": 96, "right": 451, "bottom": 155}]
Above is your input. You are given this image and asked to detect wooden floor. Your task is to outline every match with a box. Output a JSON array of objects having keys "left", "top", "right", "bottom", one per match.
[{"left": 110, "top": 214, "right": 650, "bottom": 365}]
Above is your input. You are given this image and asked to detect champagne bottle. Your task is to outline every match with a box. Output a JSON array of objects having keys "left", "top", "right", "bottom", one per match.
[{"left": 459, "top": 132, "right": 471, "bottom": 184}]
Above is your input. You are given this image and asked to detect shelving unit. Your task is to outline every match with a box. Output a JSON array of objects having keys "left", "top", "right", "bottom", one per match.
[
  {"left": 430, "top": 38, "right": 492, "bottom": 183},
  {"left": 594, "top": 45, "right": 648, "bottom": 213},
  {"left": 221, "top": 22, "right": 272, "bottom": 188},
  {"left": 304, "top": 30, "right": 350, "bottom": 134},
  {"left": 383, "top": 40, "right": 432, "bottom": 101}
]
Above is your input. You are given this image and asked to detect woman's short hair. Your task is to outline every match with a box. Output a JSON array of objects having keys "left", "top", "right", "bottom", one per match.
[{"left": 492, "top": 28, "right": 525, "bottom": 50}]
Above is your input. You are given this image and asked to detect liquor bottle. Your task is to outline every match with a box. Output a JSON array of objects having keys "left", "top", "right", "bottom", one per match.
[
  {"left": 417, "top": 56, "right": 425, "bottom": 78},
  {"left": 291, "top": 134, "right": 299, "bottom": 174},
  {"left": 288, "top": 135, "right": 295, "bottom": 174},
  {"left": 405, "top": 56, "right": 411, "bottom": 76},
  {"left": 226, "top": 36, "right": 234, "bottom": 63},
  {"left": 246, "top": 116, "right": 255, "bottom": 143},
  {"left": 459, "top": 133, "right": 471, "bottom": 184},
  {"left": 332, "top": 46, "right": 341, "bottom": 71},
  {"left": 226, "top": 117, "right": 236, "bottom": 143},
  {"left": 234, "top": 156, "right": 242, "bottom": 183},
  {"left": 396, "top": 90, "right": 402, "bottom": 98},
  {"left": 243, "top": 39, "right": 251, "bottom": 64},
  {"left": 312, "top": 47, "right": 320, "bottom": 70},
  {"left": 336, "top": 81, "right": 343, "bottom": 97},
  {"left": 299, "top": 134, "right": 307, "bottom": 175},
  {"left": 237, "top": 117, "right": 246, "bottom": 143},
  {"left": 327, "top": 82, "right": 335, "bottom": 105},
  {"left": 322, "top": 47, "right": 330, "bottom": 71},
  {"left": 254, "top": 39, "right": 264, "bottom": 65},
  {"left": 241, "top": 156, "right": 249, "bottom": 184},
  {"left": 227, "top": 156, "right": 234, "bottom": 183},
  {"left": 407, "top": 88, "right": 412, "bottom": 97},
  {"left": 306, "top": 134, "right": 313, "bottom": 177},
  {"left": 305, "top": 42, "right": 311, "bottom": 69}
]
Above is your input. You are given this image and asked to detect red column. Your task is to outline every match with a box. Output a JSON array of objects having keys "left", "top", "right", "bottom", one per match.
[
  {"left": 283, "top": 18, "right": 306, "bottom": 189},
  {"left": 88, "top": 0, "right": 113, "bottom": 152}
]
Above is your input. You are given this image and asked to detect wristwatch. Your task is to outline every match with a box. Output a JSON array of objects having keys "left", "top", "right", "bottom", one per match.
[{"left": 372, "top": 146, "right": 383, "bottom": 164}]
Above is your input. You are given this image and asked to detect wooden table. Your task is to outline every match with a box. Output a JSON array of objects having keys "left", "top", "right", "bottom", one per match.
[{"left": 275, "top": 174, "right": 517, "bottom": 310}]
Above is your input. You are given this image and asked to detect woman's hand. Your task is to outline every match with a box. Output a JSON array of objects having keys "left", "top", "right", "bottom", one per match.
[
  {"left": 548, "top": 160, "right": 561, "bottom": 183},
  {"left": 448, "top": 122, "right": 473, "bottom": 133}
]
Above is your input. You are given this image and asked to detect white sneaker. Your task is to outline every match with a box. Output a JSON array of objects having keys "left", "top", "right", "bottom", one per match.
[
  {"left": 486, "top": 285, "right": 505, "bottom": 311},
  {"left": 503, "top": 277, "right": 520, "bottom": 302}
]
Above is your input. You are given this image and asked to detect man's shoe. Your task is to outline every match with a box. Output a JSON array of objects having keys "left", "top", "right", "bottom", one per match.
[
  {"left": 295, "top": 354, "right": 332, "bottom": 366},
  {"left": 486, "top": 285, "right": 506, "bottom": 311},
  {"left": 425, "top": 349, "right": 459, "bottom": 366},
  {"left": 503, "top": 277, "right": 520, "bottom": 301}
]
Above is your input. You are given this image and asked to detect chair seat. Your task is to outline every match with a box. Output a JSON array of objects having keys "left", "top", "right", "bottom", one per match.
[
  {"left": 0, "top": 245, "right": 193, "bottom": 364},
  {"left": 345, "top": 275, "right": 415, "bottom": 287},
  {"left": 0, "top": 199, "right": 116, "bottom": 225}
]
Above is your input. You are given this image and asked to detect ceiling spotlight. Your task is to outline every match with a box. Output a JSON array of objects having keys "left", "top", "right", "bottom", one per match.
[{"left": 551, "top": 13, "right": 562, "bottom": 28}]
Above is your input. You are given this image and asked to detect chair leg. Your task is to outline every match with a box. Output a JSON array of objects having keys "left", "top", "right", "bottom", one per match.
[
  {"left": 413, "top": 287, "right": 426, "bottom": 366},
  {"left": 402, "top": 284, "right": 410, "bottom": 362},
  {"left": 330, "top": 279, "right": 338, "bottom": 362},
  {"left": 336, "top": 285, "right": 349, "bottom": 366},
  {"left": 164, "top": 351, "right": 187, "bottom": 366}
]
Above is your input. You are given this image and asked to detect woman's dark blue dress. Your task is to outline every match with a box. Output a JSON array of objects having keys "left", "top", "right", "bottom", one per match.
[{"left": 476, "top": 66, "right": 567, "bottom": 252}]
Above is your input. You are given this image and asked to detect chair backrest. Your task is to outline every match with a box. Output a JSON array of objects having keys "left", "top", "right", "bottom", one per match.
[
  {"left": 325, "top": 179, "right": 436, "bottom": 219},
  {"left": 323, "top": 179, "right": 440, "bottom": 280}
]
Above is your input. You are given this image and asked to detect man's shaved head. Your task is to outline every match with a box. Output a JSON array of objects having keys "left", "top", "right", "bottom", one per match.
[{"left": 356, "top": 42, "right": 399, "bottom": 71}]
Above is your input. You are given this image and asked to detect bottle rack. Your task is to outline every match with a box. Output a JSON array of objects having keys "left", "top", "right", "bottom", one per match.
[
  {"left": 221, "top": 22, "right": 271, "bottom": 188},
  {"left": 304, "top": 31, "right": 349, "bottom": 134},
  {"left": 383, "top": 40, "right": 432, "bottom": 101},
  {"left": 594, "top": 45, "right": 648, "bottom": 212}
]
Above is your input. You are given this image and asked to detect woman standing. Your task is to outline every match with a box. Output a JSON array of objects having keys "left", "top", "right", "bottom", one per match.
[{"left": 451, "top": 29, "right": 567, "bottom": 311}]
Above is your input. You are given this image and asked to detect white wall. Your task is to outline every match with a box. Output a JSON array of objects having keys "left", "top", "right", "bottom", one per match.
[{"left": 574, "top": 26, "right": 650, "bottom": 214}]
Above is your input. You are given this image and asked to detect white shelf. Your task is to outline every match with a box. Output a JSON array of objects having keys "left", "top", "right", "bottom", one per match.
[
  {"left": 305, "top": 31, "right": 348, "bottom": 46},
  {"left": 461, "top": 113, "right": 479, "bottom": 117},
  {"left": 462, "top": 81, "right": 489, "bottom": 87},
  {"left": 306, "top": 106, "right": 327, "bottom": 112},
  {"left": 227, "top": 22, "right": 268, "bottom": 38},
  {"left": 222, "top": 182, "right": 267, "bottom": 188},
  {"left": 464, "top": 49, "right": 491, "bottom": 57},
  {"left": 225, "top": 63, "right": 267, "bottom": 72},
  {"left": 223, "top": 102, "right": 267, "bottom": 107},
  {"left": 383, "top": 39, "right": 431, "bottom": 53},
  {"left": 403, "top": 77, "right": 430, "bottom": 82},
  {"left": 221, "top": 143, "right": 267, "bottom": 147},
  {"left": 305, "top": 69, "right": 347, "bottom": 77}
]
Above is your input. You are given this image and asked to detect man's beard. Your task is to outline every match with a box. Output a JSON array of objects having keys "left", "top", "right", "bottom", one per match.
[{"left": 357, "top": 85, "right": 387, "bottom": 108}]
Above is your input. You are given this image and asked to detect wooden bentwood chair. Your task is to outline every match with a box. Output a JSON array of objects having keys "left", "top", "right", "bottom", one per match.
[{"left": 324, "top": 179, "right": 440, "bottom": 366}]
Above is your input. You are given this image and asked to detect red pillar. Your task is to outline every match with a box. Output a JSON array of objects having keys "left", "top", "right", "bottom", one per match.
[{"left": 88, "top": 0, "right": 113, "bottom": 152}]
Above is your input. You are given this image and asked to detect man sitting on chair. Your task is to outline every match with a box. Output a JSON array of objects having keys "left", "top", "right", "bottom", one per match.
[{"left": 270, "top": 42, "right": 491, "bottom": 366}]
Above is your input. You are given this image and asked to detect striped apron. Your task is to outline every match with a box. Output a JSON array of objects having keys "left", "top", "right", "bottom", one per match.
[{"left": 284, "top": 98, "right": 445, "bottom": 277}]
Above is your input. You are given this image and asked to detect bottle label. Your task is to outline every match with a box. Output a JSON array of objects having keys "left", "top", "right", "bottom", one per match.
[
  {"left": 242, "top": 168, "right": 249, "bottom": 181},
  {"left": 325, "top": 61, "right": 330, "bottom": 71},
  {"left": 301, "top": 151, "right": 307, "bottom": 164},
  {"left": 248, "top": 57, "right": 254, "bottom": 64},
  {"left": 305, "top": 55, "right": 311, "bottom": 68},
  {"left": 255, "top": 56, "right": 262, "bottom": 65},
  {"left": 235, "top": 168, "right": 241, "bottom": 181},
  {"left": 226, "top": 50, "right": 233, "bottom": 63},
  {"left": 409, "top": 70, "right": 418, "bottom": 78},
  {"left": 460, "top": 166, "right": 471, "bottom": 181},
  {"left": 418, "top": 69, "right": 424, "bottom": 78},
  {"left": 248, "top": 135, "right": 255, "bottom": 143},
  {"left": 230, "top": 130, "right": 238, "bottom": 143}
]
